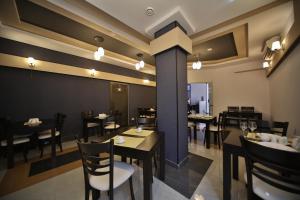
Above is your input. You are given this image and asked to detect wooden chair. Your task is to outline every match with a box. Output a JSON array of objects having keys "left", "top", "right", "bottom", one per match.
[
  {"left": 226, "top": 106, "right": 240, "bottom": 126},
  {"left": 271, "top": 121, "right": 289, "bottom": 136},
  {"left": 241, "top": 106, "right": 255, "bottom": 113},
  {"left": 136, "top": 117, "right": 156, "bottom": 130},
  {"left": 208, "top": 113, "right": 226, "bottom": 148},
  {"left": 82, "top": 110, "right": 100, "bottom": 136},
  {"left": 104, "top": 111, "right": 121, "bottom": 134},
  {"left": 240, "top": 136, "right": 300, "bottom": 200},
  {"left": 38, "top": 113, "right": 66, "bottom": 158},
  {"left": 77, "top": 139, "right": 135, "bottom": 200},
  {"left": 0, "top": 118, "right": 30, "bottom": 162}
]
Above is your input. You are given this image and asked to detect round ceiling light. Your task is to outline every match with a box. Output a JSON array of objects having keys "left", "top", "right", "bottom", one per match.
[{"left": 145, "top": 7, "right": 154, "bottom": 16}]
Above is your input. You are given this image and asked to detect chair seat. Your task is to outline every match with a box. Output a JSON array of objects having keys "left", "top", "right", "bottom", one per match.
[
  {"left": 1, "top": 137, "right": 30, "bottom": 146},
  {"left": 210, "top": 125, "right": 223, "bottom": 132},
  {"left": 244, "top": 172, "right": 300, "bottom": 200},
  {"left": 104, "top": 123, "right": 120, "bottom": 130},
  {"left": 87, "top": 122, "right": 100, "bottom": 128},
  {"left": 89, "top": 161, "right": 134, "bottom": 191},
  {"left": 38, "top": 130, "right": 60, "bottom": 140},
  {"left": 188, "top": 122, "right": 195, "bottom": 128}
]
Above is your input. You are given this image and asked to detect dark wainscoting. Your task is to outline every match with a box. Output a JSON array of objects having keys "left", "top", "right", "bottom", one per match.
[{"left": 0, "top": 67, "right": 156, "bottom": 141}]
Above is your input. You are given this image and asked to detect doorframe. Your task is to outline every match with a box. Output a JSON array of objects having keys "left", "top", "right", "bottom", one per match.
[{"left": 109, "top": 82, "right": 129, "bottom": 126}]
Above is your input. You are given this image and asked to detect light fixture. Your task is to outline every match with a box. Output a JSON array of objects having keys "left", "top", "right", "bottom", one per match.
[
  {"left": 271, "top": 40, "right": 281, "bottom": 51},
  {"left": 207, "top": 48, "right": 213, "bottom": 52},
  {"left": 143, "top": 79, "right": 150, "bottom": 84},
  {"left": 192, "top": 55, "right": 202, "bottom": 70},
  {"left": 90, "top": 69, "right": 96, "bottom": 77},
  {"left": 94, "top": 36, "right": 105, "bottom": 60},
  {"left": 262, "top": 61, "right": 270, "bottom": 68},
  {"left": 135, "top": 53, "right": 144, "bottom": 70},
  {"left": 145, "top": 7, "right": 154, "bottom": 16},
  {"left": 27, "top": 57, "right": 36, "bottom": 68}
]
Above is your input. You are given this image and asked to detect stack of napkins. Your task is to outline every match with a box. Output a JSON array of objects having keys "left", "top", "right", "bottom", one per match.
[{"left": 25, "top": 118, "right": 42, "bottom": 126}]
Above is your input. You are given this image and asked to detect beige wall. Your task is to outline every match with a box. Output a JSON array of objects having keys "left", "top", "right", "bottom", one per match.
[
  {"left": 188, "top": 64, "right": 271, "bottom": 121},
  {"left": 269, "top": 43, "right": 300, "bottom": 136}
]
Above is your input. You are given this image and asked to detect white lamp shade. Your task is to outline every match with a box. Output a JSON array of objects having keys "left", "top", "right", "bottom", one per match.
[
  {"left": 271, "top": 41, "right": 281, "bottom": 51},
  {"left": 139, "top": 60, "right": 144, "bottom": 68},
  {"left": 135, "top": 63, "right": 140, "bottom": 70},
  {"left": 197, "top": 61, "right": 202, "bottom": 69},
  {"left": 97, "top": 47, "right": 105, "bottom": 57},
  {"left": 263, "top": 61, "right": 269, "bottom": 68},
  {"left": 94, "top": 51, "right": 101, "bottom": 60},
  {"left": 192, "top": 62, "right": 197, "bottom": 69}
]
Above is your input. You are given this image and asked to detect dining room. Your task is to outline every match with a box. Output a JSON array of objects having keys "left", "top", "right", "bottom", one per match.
[{"left": 0, "top": 0, "right": 300, "bottom": 200}]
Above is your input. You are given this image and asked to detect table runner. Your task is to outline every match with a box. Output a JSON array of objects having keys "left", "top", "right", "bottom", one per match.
[{"left": 122, "top": 129, "right": 153, "bottom": 137}]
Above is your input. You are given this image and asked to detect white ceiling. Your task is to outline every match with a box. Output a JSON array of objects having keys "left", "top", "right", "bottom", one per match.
[{"left": 86, "top": 0, "right": 276, "bottom": 37}]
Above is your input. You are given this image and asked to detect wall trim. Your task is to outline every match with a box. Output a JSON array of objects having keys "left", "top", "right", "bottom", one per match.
[{"left": 0, "top": 53, "right": 156, "bottom": 87}]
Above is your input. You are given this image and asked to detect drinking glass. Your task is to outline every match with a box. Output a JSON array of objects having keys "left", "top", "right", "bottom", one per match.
[
  {"left": 249, "top": 121, "right": 257, "bottom": 132},
  {"left": 240, "top": 121, "right": 248, "bottom": 136}
]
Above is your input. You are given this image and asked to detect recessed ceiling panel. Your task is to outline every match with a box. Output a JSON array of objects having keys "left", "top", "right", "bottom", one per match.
[
  {"left": 15, "top": 0, "right": 155, "bottom": 65},
  {"left": 188, "top": 33, "right": 237, "bottom": 61}
]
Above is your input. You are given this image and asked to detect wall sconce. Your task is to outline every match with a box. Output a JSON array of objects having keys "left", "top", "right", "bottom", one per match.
[
  {"left": 90, "top": 69, "right": 96, "bottom": 77},
  {"left": 27, "top": 57, "right": 36, "bottom": 69}
]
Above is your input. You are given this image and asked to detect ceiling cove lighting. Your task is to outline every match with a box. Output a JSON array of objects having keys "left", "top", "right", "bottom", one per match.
[
  {"left": 90, "top": 69, "right": 96, "bottom": 77},
  {"left": 271, "top": 40, "right": 281, "bottom": 51},
  {"left": 135, "top": 53, "right": 145, "bottom": 70},
  {"left": 143, "top": 79, "right": 150, "bottom": 84},
  {"left": 27, "top": 57, "right": 36, "bottom": 68},
  {"left": 94, "top": 36, "right": 105, "bottom": 60}
]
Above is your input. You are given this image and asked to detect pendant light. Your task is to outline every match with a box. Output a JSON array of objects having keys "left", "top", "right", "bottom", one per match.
[
  {"left": 192, "top": 55, "right": 202, "bottom": 70},
  {"left": 94, "top": 36, "right": 105, "bottom": 60},
  {"left": 135, "top": 53, "right": 144, "bottom": 70}
]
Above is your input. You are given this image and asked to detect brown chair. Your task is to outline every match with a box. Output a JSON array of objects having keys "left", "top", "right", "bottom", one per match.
[
  {"left": 104, "top": 111, "right": 122, "bottom": 134},
  {"left": 208, "top": 113, "right": 226, "bottom": 148},
  {"left": 241, "top": 106, "right": 255, "bottom": 113},
  {"left": 77, "top": 139, "right": 135, "bottom": 200},
  {"left": 271, "top": 121, "right": 289, "bottom": 136},
  {"left": 38, "top": 113, "right": 66, "bottom": 158},
  {"left": 240, "top": 136, "right": 300, "bottom": 200},
  {"left": 0, "top": 118, "right": 30, "bottom": 162}
]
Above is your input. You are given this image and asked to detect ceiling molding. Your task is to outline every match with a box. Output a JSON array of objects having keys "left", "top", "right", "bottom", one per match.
[
  {"left": 190, "top": 0, "right": 291, "bottom": 40},
  {"left": 0, "top": 53, "right": 156, "bottom": 87}
]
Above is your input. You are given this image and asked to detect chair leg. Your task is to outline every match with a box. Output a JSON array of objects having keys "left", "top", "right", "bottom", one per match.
[
  {"left": 85, "top": 188, "right": 90, "bottom": 200},
  {"left": 92, "top": 189, "right": 100, "bottom": 200},
  {"left": 39, "top": 140, "right": 44, "bottom": 158},
  {"left": 58, "top": 136, "right": 63, "bottom": 152},
  {"left": 23, "top": 143, "right": 29, "bottom": 162},
  {"left": 129, "top": 177, "right": 135, "bottom": 200}
]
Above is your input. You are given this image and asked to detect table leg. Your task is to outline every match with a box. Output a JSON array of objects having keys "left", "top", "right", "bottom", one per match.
[
  {"left": 233, "top": 155, "right": 239, "bottom": 180},
  {"left": 100, "top": 120, "right": 104, "bottom": 136},
  {"left": 143, "top": 156, "right": 153, "bottom": 200},
  {"left": 83, "top": 121, "right": 88, "bottom": 142},
  {"left": 223, "top": 148, "right": 231, "bottom": 200},
  {"left": 7, "top": 133, "right": 14, "bottom": 169},
  {"left": 159, "top": 132, "right": 165, "bottom": 181},
  {"left": 193, "top": 123, "right": 197, "bottom": 140},
  {"left": 121, "top": 156, "right": 127, "bottom": 162},
  {"left": 205, "top": 122, "right": 210, "bottom": 149},
  {"left": 51, "top": 127, "right": 56, "bottom": 166}
]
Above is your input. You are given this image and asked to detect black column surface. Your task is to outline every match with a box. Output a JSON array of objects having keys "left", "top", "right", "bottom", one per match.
[{"left": 155, "top": 22, "right": 188, "bottom": 166}]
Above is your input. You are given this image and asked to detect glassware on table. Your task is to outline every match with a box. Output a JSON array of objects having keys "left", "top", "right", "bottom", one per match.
[
  {"left": 240, "top": 121, "right": 248, "bottom": 136},
  {"left": 249, "top": 121, "right": 257, "bottom": 132}
]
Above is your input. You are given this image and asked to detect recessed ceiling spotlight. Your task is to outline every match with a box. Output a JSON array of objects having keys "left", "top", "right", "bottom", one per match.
[
  {"left": 207, "top": 48, "right": 213, "bottom": 52},
  {"left": 145, "top": 7, "right": 154, "bottom": 16}
]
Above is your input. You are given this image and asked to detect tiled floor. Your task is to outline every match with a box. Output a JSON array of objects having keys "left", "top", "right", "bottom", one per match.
[{"left": 0, "top": 131, "right": 247, "bottom": 200}]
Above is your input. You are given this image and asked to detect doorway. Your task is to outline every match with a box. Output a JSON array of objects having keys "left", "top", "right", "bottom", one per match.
[
  {"left": 110, "top": 82, "right": 129, "bottom": 126},
  {"left": 188, "top": 82, "right": 213, "bottom": 115}
]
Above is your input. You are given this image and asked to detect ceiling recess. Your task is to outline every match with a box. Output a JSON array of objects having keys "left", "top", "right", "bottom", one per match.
[{"left": 145, "top": 7, "right": 154, "bottom": 16}]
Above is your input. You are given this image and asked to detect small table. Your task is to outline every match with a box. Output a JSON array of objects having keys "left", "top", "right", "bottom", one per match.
[
  {"left": 96, "top": 128, "right": 165, "bottom": 200},
  {"left": 82, "top": 116, "right": 108, "bottom": 142},
  {"left": 7, "top": 119, "right": 56, "bottom": 169},
  {"left": 188, "top": 115, "right": 216, "bottom": 149}
]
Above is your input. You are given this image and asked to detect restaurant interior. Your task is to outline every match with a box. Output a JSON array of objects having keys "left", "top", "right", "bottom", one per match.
[{"left": 0, "top": 0, "right": 300, "bottom": 200}]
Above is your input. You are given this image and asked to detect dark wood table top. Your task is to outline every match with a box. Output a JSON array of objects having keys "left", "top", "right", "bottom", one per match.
[{"left": 9, "top": 119, "right": 55, "bottom": 135}]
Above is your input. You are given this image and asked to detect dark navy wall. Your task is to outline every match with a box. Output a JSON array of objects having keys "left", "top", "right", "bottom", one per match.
[{"left": 0, "top": 66, "right": 156, "bottom": 140}]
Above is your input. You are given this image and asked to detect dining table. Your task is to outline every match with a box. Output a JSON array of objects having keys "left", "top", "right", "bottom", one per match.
[
  {"left": 188, "top": 114, "right": 216, "bottom": 148},
  {"left": 95, "top": 127, "right": 165, "bottom": 200},
  {"left": 223, "top": 128, "right": 299, "bottom": 200},
  {"left": 6, "top": 119, "right": 56, "bottom": 169}
]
